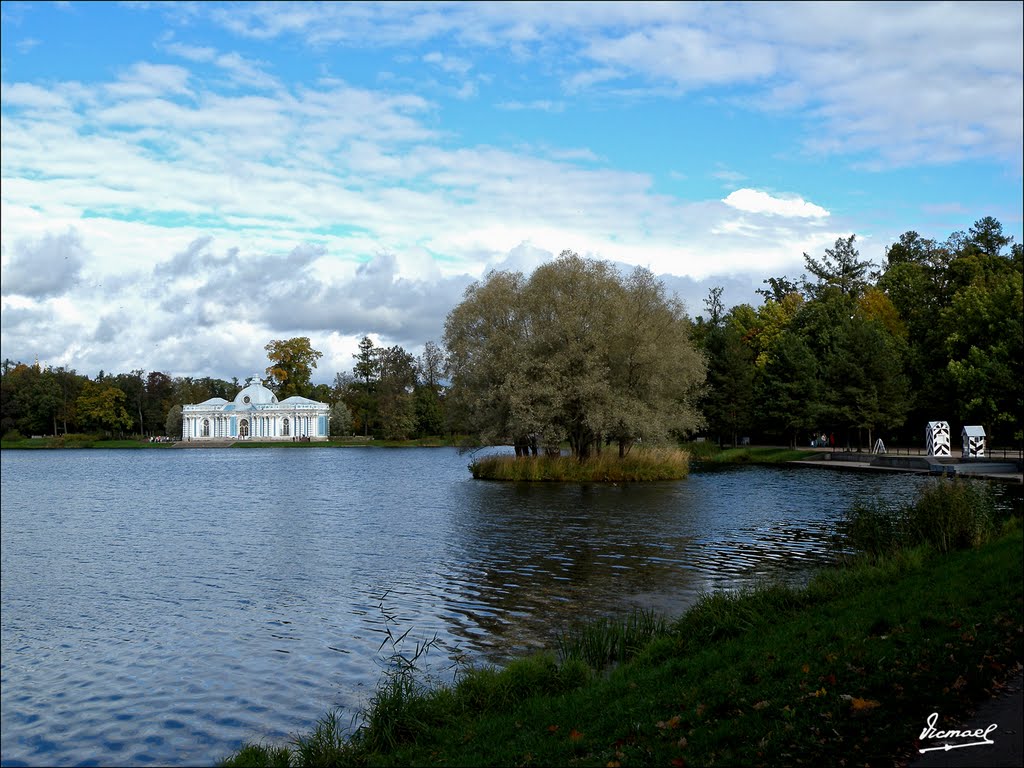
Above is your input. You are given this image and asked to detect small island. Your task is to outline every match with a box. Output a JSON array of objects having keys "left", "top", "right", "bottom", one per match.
[
  {"left": 446, "top": 252, "right": 705, "bottom": 482},
  {"left": 469, "top": 446, "right": 692, "bottom": 482}
]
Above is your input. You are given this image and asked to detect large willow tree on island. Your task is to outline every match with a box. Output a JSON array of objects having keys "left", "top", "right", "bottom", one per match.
[{"left": 444, "top": 251, "right": 706, "bottom": 459}]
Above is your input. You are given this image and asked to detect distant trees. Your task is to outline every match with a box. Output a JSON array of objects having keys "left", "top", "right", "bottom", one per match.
[
  {"left": 444, "top": 251, "right": 706, "bottom": 458},
  {"left": 165, "top": 404, "right": 183, "bottom": 438},
  {"left": 2, "top": 217, "right": 1018, "bottom": 451},
  {"left": 329, "top": 401, "right": 353, "bottom": 436},
  {"left": 75, "top": 380, "right": 132, "bottom": 436},
  {"left": 694, "top": 218, "right": 1022, "bottom": 449}
]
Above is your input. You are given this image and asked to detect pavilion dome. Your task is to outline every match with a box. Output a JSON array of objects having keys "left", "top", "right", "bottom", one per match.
[{"left": 233, "top": 380, "right": 278, "bottom": 406}]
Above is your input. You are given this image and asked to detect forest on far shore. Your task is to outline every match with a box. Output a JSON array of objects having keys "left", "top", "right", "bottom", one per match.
[{"left": 1, "top": 216, "right": 1021, "bottom": 450}]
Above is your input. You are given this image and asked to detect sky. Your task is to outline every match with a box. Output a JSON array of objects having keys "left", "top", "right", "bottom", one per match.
[{"left": 1, "top": 1, "right": 1022, "bottom": 385}]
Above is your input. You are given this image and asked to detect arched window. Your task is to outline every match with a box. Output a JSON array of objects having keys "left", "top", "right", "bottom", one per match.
[
  {"left": 202, "top": 419, "right": 210, "bottom": 437},
  {"left": 282, "top": 417, "right": 290, "bottom": 436},
  {"left": 239, "top": 419, "right": 249, "bottom": 438}
]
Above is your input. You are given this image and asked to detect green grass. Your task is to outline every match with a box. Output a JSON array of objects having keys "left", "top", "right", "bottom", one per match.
[
  {"left": 1, "top": 435, "right": 463, "bottom": 450},
  {"left": 0, "top": 435, "right": 176, "bottom": 449},
  {"left": 230, "top": 436, "right": 461, "bottom": 448},
  {"left": 685, "top": 443, "right": 818, "bottom": 464},
  {"left": 222, "top": 500, "right": 1023, "bottom": 767},
  {"left": 469, "top": 447, "right": 691, "bottom": 482},
  {"left": 556, "top": 609, "right": 670, "bottom": 670}
]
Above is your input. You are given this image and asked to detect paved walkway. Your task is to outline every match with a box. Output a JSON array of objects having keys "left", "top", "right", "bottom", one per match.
[{"left": 790, "top": 450, "right": 1022, "bottom": 484}]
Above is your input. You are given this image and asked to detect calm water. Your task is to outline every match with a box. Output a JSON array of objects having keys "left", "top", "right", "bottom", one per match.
[{"left": 1, "top": 447, "right": 935, "bottom": 766}]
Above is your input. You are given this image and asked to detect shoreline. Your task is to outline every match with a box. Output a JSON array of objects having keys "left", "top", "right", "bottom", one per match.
[{"left": 222, "top": 523, "right": 1024, "bottom": 767}]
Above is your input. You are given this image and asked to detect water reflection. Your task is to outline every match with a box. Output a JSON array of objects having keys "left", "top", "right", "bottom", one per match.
[{"left": 435, "top": 465, "right": 931, "bottom": 661}]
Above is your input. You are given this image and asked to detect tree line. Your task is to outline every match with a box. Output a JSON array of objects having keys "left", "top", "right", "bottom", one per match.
[
  {"left": 695, "top": 216, "right": 1022, "bottom": 449},
  {"left": 0, "top": 336, "right": 449, "bottom": 442},
  {"left": 2, "top": 216, "right": 1020, "bottom": 449}
]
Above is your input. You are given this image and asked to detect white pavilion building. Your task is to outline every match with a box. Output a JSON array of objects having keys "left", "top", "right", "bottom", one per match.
[{"left": 181, "top": 377, "right": 329, "bottom": 441}]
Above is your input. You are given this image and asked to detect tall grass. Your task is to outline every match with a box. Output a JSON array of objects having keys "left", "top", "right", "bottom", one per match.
[
  {"left": 469, "top": 447, "right": 690, "bottom": 481},
  {"left": 839, "top": 478, "right": 997, "bottom": 558},
  {"left": 556, "top": 608, "right": 669, "bottom": 670}
]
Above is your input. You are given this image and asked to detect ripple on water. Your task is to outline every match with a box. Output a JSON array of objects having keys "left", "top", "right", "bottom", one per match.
[{"left": 1, "top": 450, "right": 953, "bottom": 766}]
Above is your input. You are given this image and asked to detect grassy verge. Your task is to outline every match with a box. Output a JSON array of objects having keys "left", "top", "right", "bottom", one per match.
[
  {"left": 0, "top": 435, "right": 176, "bottom": 449},
  {"left": 684, "top": 442, "right": 818, "bottom": 464},
  {"left": 1, "top": 435, "right": 463, "bottom": 449},
  {"left": 222, "top": 494, "right": 1023, "bottom": 767},
  {"left": 469, "top": 447, "right": 690, "bottom": 482},
  {"left": 231, "top": 436, "right": 462, "bottom": 448}
]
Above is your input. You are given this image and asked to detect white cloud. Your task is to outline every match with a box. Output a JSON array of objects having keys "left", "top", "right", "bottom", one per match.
[
  {"left": 496, "top": 99, "right": 565, "bottom": 113},
  {"left": 722, "top": 189, "right": 830, "bottom": 219},
  {"left": 422, "top": 51, "right": 472, "bottom": 76},
  {"left": 2, "top": 2, "right": 1016, "bottom": 383},
  {"left": 162, "top": 41, "right": 217, "bottom": 63},
  {"left": 189, "top": 2, "right": 1022, "bottom": 169}
]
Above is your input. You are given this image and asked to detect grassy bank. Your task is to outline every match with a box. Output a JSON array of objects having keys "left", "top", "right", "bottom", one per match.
[
  {"left": 222, "top": 484, "right": 1022, "bottom": 768},
  {"left": 684, "top": 441, "right": 818, "bottom": 464},
  {"left": 231, "top": 436, "right": 461, "bottom": 448},
  {"left": 0, "top": 434, "right": 176, "bottom": 449},
  {"left": 0, "top": 435, "right": 462, "bottom": 449},
  {"left": 469, "top": 447, "right": 690, "bottom": 482}
]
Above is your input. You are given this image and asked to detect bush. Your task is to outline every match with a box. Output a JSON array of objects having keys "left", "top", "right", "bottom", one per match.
[
  {"left": 840, "top": 479, "right": 996, "bottom": 557},
  {"left": 904, "top": 480, "right": 996, "bottom": 553},
  {"left": 2, "top": 429, "right": 25, "bottom": 442},
  {"left": 469, "top": 447, "right": 690, "bottom": 482}
]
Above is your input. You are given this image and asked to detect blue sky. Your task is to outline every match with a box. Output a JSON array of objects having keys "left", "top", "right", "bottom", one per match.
[{"left": 2, "top": 1, "right": 1022, "bottom": 384}]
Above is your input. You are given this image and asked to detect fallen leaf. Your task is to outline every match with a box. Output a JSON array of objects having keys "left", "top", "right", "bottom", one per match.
[
  {"left": 753, "top": 700, "right": 769, "bottom": 710},
  {"left": 569, "top": 728, "right": 584, "bottom": 742},
  {"left": 671, "top": 759, "right": 686, "bottom": 768},
  {"left": 850, "top": 697, "right": 880, "bottom": 711},
  {"left": 547, "top": 725, "right": 559, "bottom": 733},
  {"left": 677, "top": 737, "right": 688, "bottom": 749},
  {"left": 802, "top": 663, "right": 810, "bottom": 674},
  {"left": 656, "top": 715, "right": 682, "bottom": 730},
  {"left": 606, "top": 762, "right": 621, "bottom": 768},
  {"left": 695, "top": 704, "right": 706, "bottom": 717}
]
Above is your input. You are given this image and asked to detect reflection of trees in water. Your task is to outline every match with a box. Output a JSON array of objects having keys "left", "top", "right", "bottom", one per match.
[
  {"left": 438, "top": 482, "right": 713, "bottom": 662},
  {"left": 435, "top": 468, "right": 929, "bottom": 663}
]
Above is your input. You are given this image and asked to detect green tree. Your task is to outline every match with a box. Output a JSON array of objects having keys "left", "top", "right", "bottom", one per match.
[
  {"left": 941, "top": 262, "right": 1023, "bottom": 442},
  {"left": 265, "top": 337, "right": 323, "bottom": 399},
  {"left": 329, "top": 401, "right": 353, "bottom": 436},
  {"left": 701, "top": 310, "right": 757, "bottom": 446},
  {"left": 352, "top": 336, "right": 378, "bottom": 437},
  {"left": 603, "top": 265, "right": 705, "bottom": 456},
  {"left": 165, "top": 404, "right": 183, "bottom": 438},
  {"left": 113, "top": 370, "right": 147, "bottom": 435},
  {"left": 444, "top": 270, "right": 531, "bottom": 450},
  {"left": 413, "top": 341, "right": 447, "bottom": 437},
  {"left": 445, "top": 252, "right": 705, "bottom": 458},
  {"left": 757, "top": 331, "right": 821, "bottom": 448},
  {"left": 803, "top": 235, "right": 872, "bottom": 300},
  {"left": 22, "top": 364, "right": 62, "bottom": 435},
  {"left": 145, "top": 371, "right": 176, "bottom": 436},
  {"left": 376, "top": 345, "right": 417, "bottom": 440},
  {"left": 76, "top": 381, "right": 132, "bottom": 436}
]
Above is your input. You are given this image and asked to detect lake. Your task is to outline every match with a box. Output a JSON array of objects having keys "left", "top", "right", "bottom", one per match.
[{"left": 1, "top": 447, "right": 937, "bottom": 766}]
